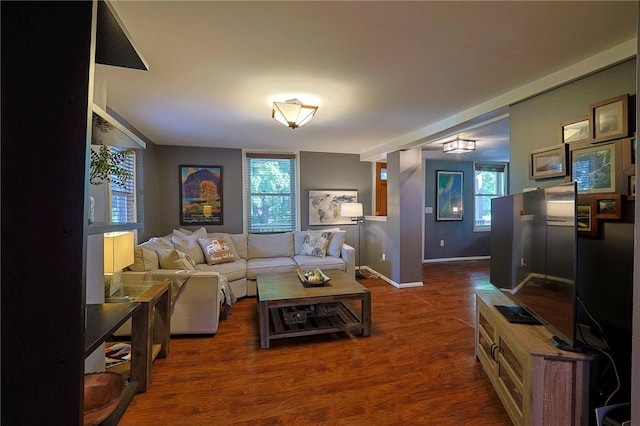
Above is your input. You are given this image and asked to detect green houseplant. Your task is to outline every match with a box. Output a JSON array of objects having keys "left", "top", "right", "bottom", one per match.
[
  {"left": 88, "top": 145, "right": 134, "bottom": 224},
  {"left": 90, "top": 145, "right": 134, "bottom": 187}
]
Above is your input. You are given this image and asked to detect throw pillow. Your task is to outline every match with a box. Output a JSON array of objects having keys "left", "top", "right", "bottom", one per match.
[
  {"left": 130, "top": 237, "right": 174, "bottom": 271},
  {"left": 173, "top": 227, "right": 207, "bottom": 239},
  {"left": 327, "top": 230, "right": 347, "bottom": 258},
  {"left": 172, "top": 233, "right": 206, "bottom": 265},
  {"left": 156, "top": 248, "right": 196, "bottom": 270},
  {"left": 206, "top": 233, "right": 241, "bottom": 260},
  {"left": 300, "top": 231, "right": 332, "bottom": 258},
  {"left": 197, "top": 237, "right": 236, "bottom": 265}
]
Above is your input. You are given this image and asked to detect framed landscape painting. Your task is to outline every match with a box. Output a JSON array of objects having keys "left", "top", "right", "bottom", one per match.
[
  {"left": 309, "top": 190, "right": 357, "bottom": 225},
  {"left": 436, "top": 171, "right": 463, "bottom": 221},
  {"left": 590, "top": 94, "right": 629, "bottom": 143},
  {"left": 560, "top": 117, "right": 589, "bottom": 144},
  {"left": 179, "top": 165, "right": 223, "bottom": 225},
  {"left": 529, "top": 144, "right": 567, "bottom": 180}
]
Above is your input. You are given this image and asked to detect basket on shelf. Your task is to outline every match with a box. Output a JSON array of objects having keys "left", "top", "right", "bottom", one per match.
[
  {"left": 283, "top": 306, "right": 309, "bottom": 325},
  {"left": 312, "top": 303, "right": 339, "bottom": 317},
  {"left": 83, "top": 371, "right": 127, "bottom": 425}
]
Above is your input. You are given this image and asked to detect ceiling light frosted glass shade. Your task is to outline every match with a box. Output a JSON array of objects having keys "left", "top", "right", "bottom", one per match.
[
  {"left": 443, "top": 138, "right": 476, "bottom": 153},
  {"left": 104, "top": 231, "right": 135, "bottom": 273},
  {"left": 340, "top": 202, "right": 364, "bottom": 218},
  {"left": 272, "top": 98, "right": 318, "bottom": 129}
]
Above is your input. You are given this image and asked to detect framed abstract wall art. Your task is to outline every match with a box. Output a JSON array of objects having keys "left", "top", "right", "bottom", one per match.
[{"left": 436, "top": 170, "right": 463, "bottom": 221}]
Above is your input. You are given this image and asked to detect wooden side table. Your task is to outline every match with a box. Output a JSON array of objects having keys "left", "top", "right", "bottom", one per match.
[
  {"left": 130, "top": 281, "right": 170, "bottom": 392},
  {"left": 107, "top": 280, "right": 170, "bottom": 392}
]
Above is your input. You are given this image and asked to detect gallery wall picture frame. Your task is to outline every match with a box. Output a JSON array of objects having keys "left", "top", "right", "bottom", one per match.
[
  {"left": 560, "top": 117, "right": 590, "bottom": 144},
  {"left": 577, "top": 196, "right": 598, "bottom": 238},
  {"left": 593, "top": 194, "right": 623, "bottom": 220},
  {"left": 529, "top": 144, "right": 568, "bottom": 180},
  {"left": 629, "top": 175, "right": 636, "bottom": 201},
  {"left": 622, "top": 136, "right": 636, "bottom": 176},
  {"left": 570, "top": 142, "right": 617, "bottom": 194},
  {"left": 436, "top": 170, "right": 463, "bottom": 221},
  {"left": 589, "top": 94, "right": 629, "bottom": 143},
  {"left": 308, "top": 190, "right": 358, "bottom": 225},
  {"left": 179, "top": 165, "right": 223, "bottom": 226}
]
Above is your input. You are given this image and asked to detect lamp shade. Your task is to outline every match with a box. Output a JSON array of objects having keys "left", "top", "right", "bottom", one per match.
[
  {"left": 104, "top": 231, "right": 134, "bottom": 273},
  {"left": 272, "top": 98, "right": 318, "bottom": 129},
  {"left": 340, "top": 202, "right": 363, "bottom": 218}
]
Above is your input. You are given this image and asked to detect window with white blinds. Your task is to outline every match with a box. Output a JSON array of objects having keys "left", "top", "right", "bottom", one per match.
[
  {"left": 245, "top": 153, "right": 297, "bottom": 233},
  {"left": 474, "top": 162, "right": 507, "bottom": 231},
  {"left": 109, "top": 147, "right": 136, "bottom": 224}
]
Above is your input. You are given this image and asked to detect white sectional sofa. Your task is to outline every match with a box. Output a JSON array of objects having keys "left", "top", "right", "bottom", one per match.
[{"left": 121, "top": 228, "right": 355, "bottom": 335}]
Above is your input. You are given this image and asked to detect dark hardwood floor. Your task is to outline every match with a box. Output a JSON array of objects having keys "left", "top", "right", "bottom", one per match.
[{"left": 119, "top": 260, "right": 511, "bottom": 425}]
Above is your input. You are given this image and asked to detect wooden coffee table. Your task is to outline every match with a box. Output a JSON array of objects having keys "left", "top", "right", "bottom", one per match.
[{"left": 256, "top": 271, "right": 371, "bottom": 348}]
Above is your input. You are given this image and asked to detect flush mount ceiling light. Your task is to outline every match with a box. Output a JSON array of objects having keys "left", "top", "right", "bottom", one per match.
[
  {"left": 272, "top": 98, "right": 318, "bottom": 129},
  {"left": 443, "top": 138, "right": 476, "bottom": 153}
]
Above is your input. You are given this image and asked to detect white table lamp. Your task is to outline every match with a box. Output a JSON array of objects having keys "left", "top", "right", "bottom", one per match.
[{"left": 104, "top": 231, "right": 135, "bottom": 297}]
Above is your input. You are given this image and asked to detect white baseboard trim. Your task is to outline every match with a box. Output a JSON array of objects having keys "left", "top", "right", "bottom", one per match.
[
  {"left": 361, "top": 266, "right": 423, "bottom": 289},
  {"left": 422, "top": 256, "right": 490, "bottom": 264}
]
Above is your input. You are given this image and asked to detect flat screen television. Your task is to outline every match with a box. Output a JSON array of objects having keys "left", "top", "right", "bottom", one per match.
[{"left": 490, "top": 182, "right": 582, "bottom": 351}]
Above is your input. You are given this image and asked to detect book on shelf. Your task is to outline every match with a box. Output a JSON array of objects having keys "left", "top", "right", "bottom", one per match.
[{"left": 105, "top": 342, "right": 131, "bottom": 368}]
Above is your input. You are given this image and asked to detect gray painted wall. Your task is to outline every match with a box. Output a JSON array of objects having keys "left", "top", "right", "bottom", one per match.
[
  {"left": 424, "top": 159, "right": 491, "bottom": 259},
  {"left": 156, "top": 145, "right": 244, "bottom": 235},
  {"left": 510, "top": 59, "right": 636, "bottom": 193},
  {"left": 300, "top": 151, "right": 372, "bottom": 254},
  {"left": 509, "top": 59, "right": 636, "bottom": 406},
  {"left": 139, "top": 148, "right": 371, "bottom": 246}
]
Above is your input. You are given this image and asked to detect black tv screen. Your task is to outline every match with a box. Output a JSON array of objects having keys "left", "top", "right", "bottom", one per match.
[{"left": 490, "top": 182, "right": 579, "bottom": 350}]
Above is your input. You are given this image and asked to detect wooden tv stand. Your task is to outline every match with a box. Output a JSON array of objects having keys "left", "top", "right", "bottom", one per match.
[{"left": 475, "top": 287, "right": 593, "bottom": 426}]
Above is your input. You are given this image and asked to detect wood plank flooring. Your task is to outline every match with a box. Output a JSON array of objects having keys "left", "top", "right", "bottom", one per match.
[{"left": 119, "top": 260, "right": 511, "bottom": 425}]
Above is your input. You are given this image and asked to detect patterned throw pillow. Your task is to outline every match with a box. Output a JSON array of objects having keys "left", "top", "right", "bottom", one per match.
[
  {"left": 300, "top": 231, "right": 333, "bottom": 258},
  {"left": 198, "top": 237, "right": 236, "bottom": 265}
]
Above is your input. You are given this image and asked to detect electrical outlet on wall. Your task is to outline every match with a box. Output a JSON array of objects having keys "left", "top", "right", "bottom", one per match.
[{"left": 440, "top": 240, "right": 445, "bottom": 247}]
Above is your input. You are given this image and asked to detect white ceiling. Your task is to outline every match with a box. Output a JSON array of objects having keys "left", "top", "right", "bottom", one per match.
[{"left": 102, "top": 1, "right": 637, "bottom": 163}]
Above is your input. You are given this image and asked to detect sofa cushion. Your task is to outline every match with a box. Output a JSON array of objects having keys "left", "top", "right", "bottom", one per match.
[
  {"left": 172, "top": 233, "right": 206, "bottom": 265},
  {"left": 130, "top": 237, "right": 174, "bottom": 271},
  {"left": 246, "top": 257, "right": 296, "bottom": 279},
  {"left": 248, "top": 233, "right": 293, "bottom": 259},
  {"left": 198, "top": 237, "right": 236, "bottom": 265},
  {"left": 229, "top": 233, "right": 248, "bottom": 259},
  {"left": 195, "top": 258, "right": 247, "bottom": 282},
  {"left": 327, "top": 230, "right": 346, "bottom": 258},
  {"left": 156, "top": 248, "right": 196, "bottom": 270},
  {"left": 300, "top": 231, "right": 332, "bottom": 258},
  {"left": 293, "top": 231, "right": 307, "bottom": 255},
  {"left": 294, "top": 254, "right": 347, "bottom": 272}
]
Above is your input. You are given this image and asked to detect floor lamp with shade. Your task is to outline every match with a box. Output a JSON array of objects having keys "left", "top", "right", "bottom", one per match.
[{"left": 340, "top": 202, "right": 365, "bottom": 278}]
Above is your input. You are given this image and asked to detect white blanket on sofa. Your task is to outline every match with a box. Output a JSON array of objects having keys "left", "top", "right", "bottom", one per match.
[{"left": 145, "top": 270, "right": 236, "bottom": 316}]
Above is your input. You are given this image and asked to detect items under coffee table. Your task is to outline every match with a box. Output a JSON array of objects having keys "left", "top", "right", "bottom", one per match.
[{"left": 256, "top": 271, "right": 371, "bottom": 348}]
